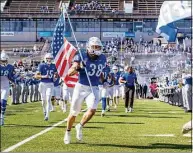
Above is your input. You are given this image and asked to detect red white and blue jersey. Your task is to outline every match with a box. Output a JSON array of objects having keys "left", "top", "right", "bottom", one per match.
[
  {"left": 74, "top": 52, "right": 106, "bottom": 86},
  {"left": 38, "top": 63, "right": 57, "bottom": 83}
]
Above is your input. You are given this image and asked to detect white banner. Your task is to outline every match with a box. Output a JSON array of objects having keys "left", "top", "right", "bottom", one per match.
[
  {"left": 1, "top": 32, "right": 15, "bottom": 36},
  {"left": 103, "top": 32, "right": 125, "bottom": 38}
]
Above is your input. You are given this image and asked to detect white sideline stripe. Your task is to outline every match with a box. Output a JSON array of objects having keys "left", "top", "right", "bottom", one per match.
[
  {"left": 183, "top": 133, "right": 192, "bottom": 137},
  {"left": 142, "top": 134, "right": 175, "bottom": 137},
  {"left": 2, "top": 119, "right": 66, "bottom": 152},
  {"left": 148, "top": 112, "right": 177, "bottom": 114}
]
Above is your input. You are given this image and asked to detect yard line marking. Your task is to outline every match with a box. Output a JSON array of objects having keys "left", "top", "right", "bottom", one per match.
[
  {"left": 2, "top": 119, "right": 66, "bottom": 152},
  {"left": 142, "top": 134, "right": 175, "bottom": 137},
  {"left": 148, "top": 112, "right": 177, "bottom": 114},
  {"left": 183, "top": 133, "right": 192, "bottom": 137},
  {"left": 168, "top": 111, "right": 177, "bottom": 114}
]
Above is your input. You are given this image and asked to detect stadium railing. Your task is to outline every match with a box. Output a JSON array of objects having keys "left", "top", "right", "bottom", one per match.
[{"left": 1, "top": 10, "right": 159, "bottom": 18}]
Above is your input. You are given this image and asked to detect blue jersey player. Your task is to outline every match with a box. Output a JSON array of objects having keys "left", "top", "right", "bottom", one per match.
[
  {"left": 64, "top": 37, "right": 106, "bottom": 144},
  {"left": 100, "top": 64, "right": 112, "bottom": 116},
  {"left": 52, "top": 76, "right": 63, "bottom": 107},
  {"left": 111, "top": 65, "right": 121, "bottom": 110},
  {"left": 35, "top": 53, "right": 58, "bottom": 121},
  {"left": 0, "top": 52, "right": 16, "bottom": 126}
]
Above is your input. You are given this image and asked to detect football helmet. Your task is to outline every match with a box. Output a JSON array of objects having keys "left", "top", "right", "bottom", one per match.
[
  {"left": 44, "top": 53, "right": 53, "bottom": 64},
  {"left": 112, "top": 65, "right": 118, "bottom": 73},
  {"left": 0, "top": 51, "right": 9, "bottom": 65},
  {"left": 86, "top": 37, "right": 103, "bottom": 59}
]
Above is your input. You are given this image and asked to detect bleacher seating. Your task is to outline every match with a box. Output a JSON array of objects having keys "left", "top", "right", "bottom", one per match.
[
  {"left": 2, "top": 0, "right": 164, "bottom": 16},
  {"left": 134, "top": 0, "right": 164, "bottom": 15},
  {"left": 4, "top": 0, "right": 63, "bottom": 13},
  {"left": 70, "top": 0, "right": 120, "bottom": 10},
  {"left": 1, "top": 42, "right": 44, "bottom": 51}
]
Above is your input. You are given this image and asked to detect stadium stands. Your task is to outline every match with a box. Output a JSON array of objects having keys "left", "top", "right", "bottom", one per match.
[
  {"left": 4, "top": 0, "right": 61, "bottom": 13},
  {"left": 74, "top": 0, "right": 119, "bottom": 10},
  {"left": 1, "top": 42, "right": 44, "bottom": 52},
  {"left": 2, "top": 0, "right": 165, "bottom": 16},
  {"left": 134, "top": 0, "right": 164, "bottom": 15}
]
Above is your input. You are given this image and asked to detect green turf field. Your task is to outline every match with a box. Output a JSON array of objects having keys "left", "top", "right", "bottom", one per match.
[{"left": 1, "top": 99, "right": 192, "bottom": 152}]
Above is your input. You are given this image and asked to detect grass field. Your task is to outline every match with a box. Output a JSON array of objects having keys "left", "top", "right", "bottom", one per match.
[{"left": 1, "top": 99, "right": 192, "bottom": 152}]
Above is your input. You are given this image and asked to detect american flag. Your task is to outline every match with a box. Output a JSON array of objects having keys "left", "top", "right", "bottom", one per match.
[
  {"left": 64, "top": 74, "right": 78, "bottom": 88},
  {"left": 52, "top": 13, "right": 78, "bottom": 84}
]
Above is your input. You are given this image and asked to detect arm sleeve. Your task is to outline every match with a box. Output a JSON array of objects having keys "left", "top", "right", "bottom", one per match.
[
  {"left": 37, "top": 64, "right": 42, "bottom": 74},
  {"left": 8, "top": 66, "right": 16, "bottom": 82},
  {"left": 121, "top": 74, "right": 126, "bottom": 81}
]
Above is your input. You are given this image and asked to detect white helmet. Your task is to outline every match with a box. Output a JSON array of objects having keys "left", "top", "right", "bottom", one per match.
[
  {"left": 124, "top": 65, "right": 129, "bottom": 71},
  {"left": 112, "top": 65, "right": 118, "bottom": 70},
  {"left": 44, "top": 53, "right": 53, "bottom": 64},
  {"left": 87, "top": 37, "right": 103, "bottom": 56},
  {"left": 1, "top": 51, "right": 9, "bottom": 61},
  {"left": 120, "top": 68, "right": 124, "bottom": 72},
  {"left": 112, "top": 65, "right": 118, "bottom": 73}
]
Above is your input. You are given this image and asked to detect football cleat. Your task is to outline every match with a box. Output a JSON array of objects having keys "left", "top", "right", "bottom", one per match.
[
  {"left": 75, "top": 124, "right": 83, "bottom": 141},
  {"left": 64, "top": 131, "right": 71, "bottom": 144},
  {"left": 44, "top": 116, "right": 48, "bottom": 121},
  {"left": 125, "top": 108, "right": 128, "bottom": 113}
]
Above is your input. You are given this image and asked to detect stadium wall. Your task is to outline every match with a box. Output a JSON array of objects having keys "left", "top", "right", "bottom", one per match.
[{"left": 1, "top": 32, "right": 36, "bottom": 42}]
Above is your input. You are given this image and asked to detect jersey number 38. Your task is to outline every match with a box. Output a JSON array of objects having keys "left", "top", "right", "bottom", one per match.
[{"left": 88, "top": 64, "right": 103, "bottom": 77}]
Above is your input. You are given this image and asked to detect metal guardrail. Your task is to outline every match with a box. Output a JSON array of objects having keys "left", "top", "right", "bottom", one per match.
[{"left": 1, "top": 10, "right": 159, "bottom": 18}]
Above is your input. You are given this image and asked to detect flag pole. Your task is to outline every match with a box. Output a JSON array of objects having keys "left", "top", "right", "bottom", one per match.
[{"left": 62, "top": 3, "right": 95, "bottom": 94}]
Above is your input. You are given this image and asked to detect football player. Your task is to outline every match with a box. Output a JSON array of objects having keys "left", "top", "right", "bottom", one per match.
[
  {"left": 101, "top": 63, "right": 111, "bottom": 116},
  {"left": 111, "top": 65, "right": 121, "bottom": 110},
  {"left": 35, "top": 53, "right": 58, "bottom": 121},
  {"left": 51, "top": 76, "right": 63, "bottom": 111},
  {"left": 0, "top": 52, "right": 16, "bottom": 126},
  {"left": 64, "top": 37, "right": 106, "bottom": 144}
]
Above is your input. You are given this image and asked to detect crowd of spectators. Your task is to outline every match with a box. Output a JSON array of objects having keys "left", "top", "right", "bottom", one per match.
[
  {"left": 12, "top": 46, "right": 42, "bottom": 53},
  {"left": 70, "top": 0, "right": 112, "bottom": 12},
  {"left": 102, "top": 36, "right": 192, "bottom": 56},
  {"left": 40, "top": 6, "right": 49, "bottom": 13}
]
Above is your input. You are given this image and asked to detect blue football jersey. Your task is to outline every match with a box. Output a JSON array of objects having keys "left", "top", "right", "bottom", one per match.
[
  {"left": 38, "top": 63, "right": 57, "bottom": 83},
  {"left": 107, "top": 74, "right": 114, "bottom": 86},
  {"left": 111, "top": 72, "right": 121, "bottom": 85},
  {"left": 120, "top": 72, "right": 125, "bottom": 77},
  {"left": 103, "top": 65, "right": 111, "bottom": 81},
  {"left": 99, "top": 65, "right": 111, "bottom": 85},
  {"left": 0, "top": 64, "right": 15, "bottom": 81},
  {"left": 54, "top": 77, "right": 61, "bottom": 87},
  {"left": 74, "top": 52, "right": 106, "bottom": 86},
  {"left": 28, "top": 78, "right": 34, "bottom": 85}
]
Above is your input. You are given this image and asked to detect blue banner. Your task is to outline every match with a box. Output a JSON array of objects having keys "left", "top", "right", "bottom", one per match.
[
  {"left": 125, "top": 32, "right": 135, "bottom": 37},
  {"left": 38, "top": 32, "right": 53, "bottom": 37}
]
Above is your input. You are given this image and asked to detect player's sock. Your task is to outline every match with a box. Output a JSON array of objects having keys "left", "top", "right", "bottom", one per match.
[
  {"left": 63, "top": 103, "right": 67, "bottom": 113},
  {"left": 101, "top": 97, "right": 107, "bottom": 111},
  {"left": 41, "top": 100, "right": 46, "bottom": 115},
  {"left": 1, "top": 99, "right": 7, "bottom": 125},
  {"left": 46, "top": 95, "right": 52, "bottom": 119},
  {"left": 1, "top": 99, "right": 7, "bottom": 116}
]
